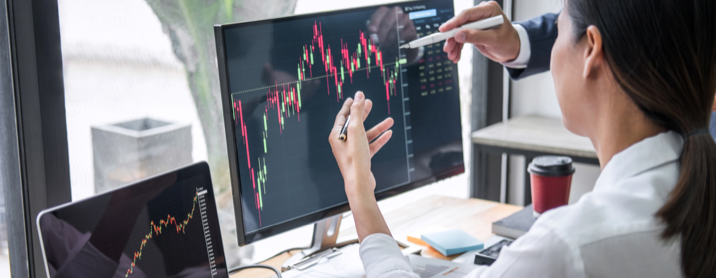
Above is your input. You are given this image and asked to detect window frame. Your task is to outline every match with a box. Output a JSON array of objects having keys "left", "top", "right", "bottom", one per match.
[
  {"left": 2, "top": 0, "right": 72, "bottom": 276},
  {"left": 470, "top": 0, "right": 510, "bottom": 201}
]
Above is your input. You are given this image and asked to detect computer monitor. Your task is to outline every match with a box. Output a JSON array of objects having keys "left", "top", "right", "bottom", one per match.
[
  {"left": 37, "top": 162, "right": 228, "bottom": 278},
  {"left": 215, "top": 0, "right": 463, "bottom": 245}
]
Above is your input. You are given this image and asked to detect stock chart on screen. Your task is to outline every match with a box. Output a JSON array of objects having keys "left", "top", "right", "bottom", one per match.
[
  {"left": 124, "top": 187, "right": 218, "bottom": 277},
  {"left": 221, "top": 0, "right": 463, "bottom": 234},
  {"left": 38, "top": 163, "right": 228, "bottom": 277}
]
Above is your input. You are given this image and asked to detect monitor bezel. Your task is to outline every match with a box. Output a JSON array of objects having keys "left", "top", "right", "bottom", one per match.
[{"left": 214, "top": 0, "right": 464, "bottom": 246}]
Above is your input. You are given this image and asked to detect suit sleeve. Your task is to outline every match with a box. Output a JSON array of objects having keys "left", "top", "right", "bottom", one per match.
[{"left": 506, "top": 13, "right": 559, "bottom": 80}]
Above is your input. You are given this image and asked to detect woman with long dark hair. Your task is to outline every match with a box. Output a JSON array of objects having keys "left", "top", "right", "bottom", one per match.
[{"left": 328, "top": 0, "right": 716, "bottom": 277}]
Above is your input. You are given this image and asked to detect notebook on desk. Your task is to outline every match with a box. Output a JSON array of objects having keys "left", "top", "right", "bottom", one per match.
[
  {"left": 421, "top": 229, "right": 484, "bottom": 256},
  {"left": 492, "top": 204, "right": 537, "bottom": 239}
]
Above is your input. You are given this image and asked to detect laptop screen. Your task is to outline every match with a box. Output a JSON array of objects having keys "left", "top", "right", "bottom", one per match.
[{"left": 37, "top": 162, "right": 228, "bottom": 278}]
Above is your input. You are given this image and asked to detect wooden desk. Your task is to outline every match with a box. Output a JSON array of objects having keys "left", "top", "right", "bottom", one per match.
[
  {"left": 471, "top": 115, "right": 598, "bottom": 204},
  {"left": 230, "top": 195, "right": 521, "bottom": 277}
]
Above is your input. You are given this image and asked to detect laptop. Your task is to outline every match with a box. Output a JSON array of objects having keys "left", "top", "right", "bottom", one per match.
[{"left": 37, "top": 162, "right": 228, "bottom": 278}]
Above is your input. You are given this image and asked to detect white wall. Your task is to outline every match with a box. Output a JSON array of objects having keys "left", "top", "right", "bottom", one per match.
[
  {"left": 507, "top": 0, "right": 601, "bottom": 205},
  {"left": 511, "top": 0, "right": 562, "bottom": 118}
]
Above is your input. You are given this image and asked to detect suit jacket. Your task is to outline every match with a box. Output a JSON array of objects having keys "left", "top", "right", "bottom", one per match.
[
  {"left": 506, "top": 13, "right": 559, "bottom": 80},
  {"left": 507, "top": 13, "right": 716, "bottom": 142}
]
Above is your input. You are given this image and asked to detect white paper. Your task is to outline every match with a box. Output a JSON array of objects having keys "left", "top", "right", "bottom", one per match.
[
  {"left": 281, "top": 243, "right": 365, "bottom": 278},
  {"left": 408, "top": 254, "right": 480, "bottom": 278},
  {"left": 281, "top": 242, "right": 487, "bottom": 278}
]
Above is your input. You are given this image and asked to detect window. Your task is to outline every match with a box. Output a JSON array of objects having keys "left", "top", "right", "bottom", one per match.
[
  {"left": 0, "top": 192, "right": 8, "bottom": 276},
  {"left": 59, "top": 0, "right": 473, "bottom": 269},
  {"left": 60, "top": 0, "right": 297, "bottom": 268}
]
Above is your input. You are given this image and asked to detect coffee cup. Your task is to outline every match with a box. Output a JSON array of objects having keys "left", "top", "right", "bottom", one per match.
[{"left": 527, "top": 156, "right": 575, "bottom": 217}]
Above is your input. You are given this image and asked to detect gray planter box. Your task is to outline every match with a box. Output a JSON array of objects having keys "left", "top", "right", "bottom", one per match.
[{"left": 92, "top": 118, "right": 192, "bottom": 194}]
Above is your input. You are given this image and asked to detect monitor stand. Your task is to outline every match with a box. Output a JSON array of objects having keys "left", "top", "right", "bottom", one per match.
[{"left": 281, "top": 214, "right": 357, "bottom": 271}]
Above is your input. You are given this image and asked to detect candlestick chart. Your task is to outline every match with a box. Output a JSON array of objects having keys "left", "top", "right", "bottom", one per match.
[
  {"left": 232, "top": 98, "right": 268, "bottom": 226},
  {"left": 120, "top": 185, "right": 222, "bottom": 277},
  {"left": 227, "top": 16, "right": 411, "bottom": 229},
  {"left": 125, "top": 193, "right": 198, "bottom": 277},
  {"left": 295, "top": 21, "right": 402, "bottom": 113}
]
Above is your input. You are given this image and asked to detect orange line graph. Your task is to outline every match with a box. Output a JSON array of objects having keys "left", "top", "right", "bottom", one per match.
[{"left": 125, "top": 192, "right": 198, "bottom": 277}]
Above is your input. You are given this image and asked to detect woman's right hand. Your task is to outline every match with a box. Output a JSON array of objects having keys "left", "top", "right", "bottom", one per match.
[
  {"left": 328, "top": 91, "right": 394, "bottom": 199},
  {"left": 441, "top": 1, "right": 521, "bottom": 64},
  {"left": 329, "top": 91, "right": 395, "bottom": 241}
]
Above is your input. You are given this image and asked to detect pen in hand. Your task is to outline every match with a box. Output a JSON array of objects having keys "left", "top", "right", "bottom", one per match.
[
  {"left": 399, "top": 15, "right": 504, "bottom": 49},
  {"left": 338, "top": 91, "right": 388, "bottom": 143},
  {"left": 339, "top": 115, "right": 351, "bottom": 141},
  {"left": 338, "top": 114, "right": 388, "bottom": 144}
]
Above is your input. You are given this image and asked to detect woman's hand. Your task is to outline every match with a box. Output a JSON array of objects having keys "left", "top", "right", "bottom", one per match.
[
  {"left": 329, "top": 91, "right": 394, "bottom": 198},
  {"left": 441, "top": 1, "right": 520, "bottom": 63},
  {"left": 328, "top": 91, "right": 394, "bottom": 241}
]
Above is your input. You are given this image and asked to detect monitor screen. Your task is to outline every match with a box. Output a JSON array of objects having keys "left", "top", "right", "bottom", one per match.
[
  {"left": 215, "top": 0, "right": 463, "bottom": 244},
  {"left": 37, "top": 162, "right": 228, "bottom": 278}
]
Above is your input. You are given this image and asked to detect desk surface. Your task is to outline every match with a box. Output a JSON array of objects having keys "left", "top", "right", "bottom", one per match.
[
  {"left": 471, "top": 115, "right": 597, "bottom": 159},
  {"left": 230, "top": 195, "right": 522, "bottom": 277}
]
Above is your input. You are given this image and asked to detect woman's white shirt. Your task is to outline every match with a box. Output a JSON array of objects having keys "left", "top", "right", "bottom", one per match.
[{"left": 359, "top": 131, "right": 684, "bottom": 278}]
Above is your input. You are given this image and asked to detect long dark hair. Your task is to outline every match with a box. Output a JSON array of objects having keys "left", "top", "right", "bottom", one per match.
[{"left": 567, "top": 0, "right": 716, "bottom": 276}]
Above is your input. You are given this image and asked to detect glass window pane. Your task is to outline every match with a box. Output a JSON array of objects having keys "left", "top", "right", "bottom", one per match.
[
  {"left": 60, "top": 0, "right": 296, "bottom": 268},
  {"left": 0, "top": 190, "right": 8, "bottom": 276}
]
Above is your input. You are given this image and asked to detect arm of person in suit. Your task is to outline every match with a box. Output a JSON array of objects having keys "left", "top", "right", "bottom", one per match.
[
  {"left": 440, "top": 1, "right": 559, "bottom": 80},
  {"left": 505, "top": 13, "right": 559, "bottom": 80}
]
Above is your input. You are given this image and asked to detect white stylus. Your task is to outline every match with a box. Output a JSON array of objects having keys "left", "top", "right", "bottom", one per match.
[{"left": 399, "top": 15, "right": 504, "bottom": 49}]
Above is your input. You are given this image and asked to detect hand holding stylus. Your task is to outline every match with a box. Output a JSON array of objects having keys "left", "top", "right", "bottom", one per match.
[
  {"left": 328, "top": 91, "right": 394, "bottom": 241},
  {"left": 329, "top": 91, "right": 393, "bottom": 192},
  {"left": 400, "top": 15, "right": 504, "bottom": 49},
  {"left": 440, "top": 1, "right": 520, "bottom": 63}
]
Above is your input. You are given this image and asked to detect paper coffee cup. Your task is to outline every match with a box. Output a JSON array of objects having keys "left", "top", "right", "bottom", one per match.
[{"left": 527, "top": 156, "right": 575, "bottom": 217}]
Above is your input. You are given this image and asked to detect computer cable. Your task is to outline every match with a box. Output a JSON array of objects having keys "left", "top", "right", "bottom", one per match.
[
  {"left": 228, "top": 264, "right": 282, "bottom": 277},
  {"left": 227, "top": 247, "right": 305, "bottom": 277}
]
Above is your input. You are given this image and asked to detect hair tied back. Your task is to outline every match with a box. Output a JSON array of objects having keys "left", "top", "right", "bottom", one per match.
[{"left": 684, "top": 128, "right": 709, "bottom": 139}]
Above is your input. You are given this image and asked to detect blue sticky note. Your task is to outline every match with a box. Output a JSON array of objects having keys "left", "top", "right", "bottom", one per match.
[{"left": 421, "top": 228, "right": 484, "bottom": 256}]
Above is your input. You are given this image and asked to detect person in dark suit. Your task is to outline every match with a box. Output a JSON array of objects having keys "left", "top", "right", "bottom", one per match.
[
  {"left": 441, "top": 1, "right": 716, "bottom": 140},
  {"left": 440, "top": 1, "right": 557, "bottom": 80}
]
